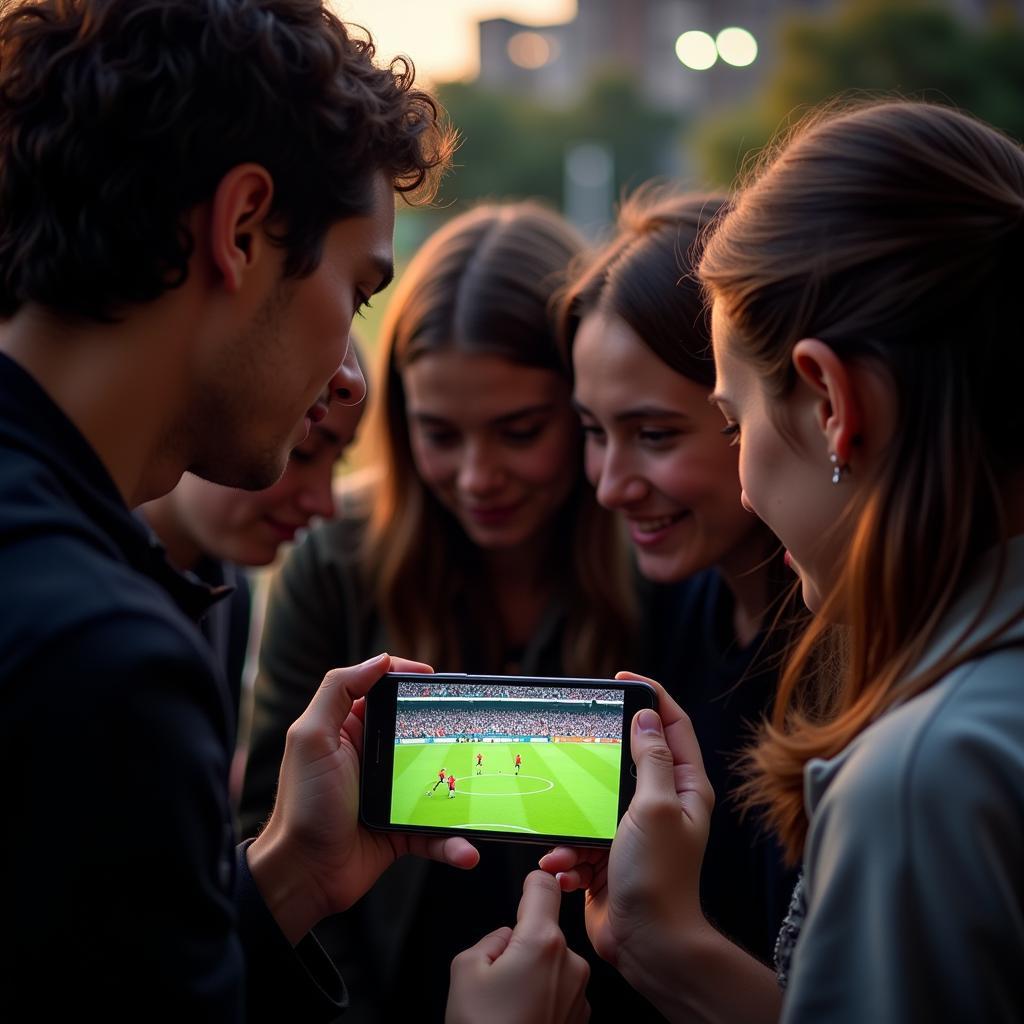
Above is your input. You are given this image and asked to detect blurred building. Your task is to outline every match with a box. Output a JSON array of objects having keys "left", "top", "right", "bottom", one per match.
[{"left": 478, "top": 0, "right": 1023, "bottom": 113}]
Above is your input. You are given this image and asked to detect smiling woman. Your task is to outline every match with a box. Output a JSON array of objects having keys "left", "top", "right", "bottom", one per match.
[
  {"left": 560, "top": 185, "right": 797, "bottom": 964},
  {"left": 239, "top": 201, "right": 637, "bottom": 1020}
]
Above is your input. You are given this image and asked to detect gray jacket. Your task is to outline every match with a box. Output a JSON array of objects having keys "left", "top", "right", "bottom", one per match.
[{"left": 783, "top": 535, "right": 1024, "bottom": 1022}]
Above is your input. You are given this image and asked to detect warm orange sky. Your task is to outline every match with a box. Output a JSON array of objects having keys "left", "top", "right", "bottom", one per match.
[{"left": 331, "top": 0, "right": 578, "bottom": 83}]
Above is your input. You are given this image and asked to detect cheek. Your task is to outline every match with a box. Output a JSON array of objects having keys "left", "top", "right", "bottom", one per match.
[
  {"left": 582, "top": 439, "right": 604, "bottom": 489},
  {"left": 517, "top": 445, "right": 574, "bottom": 493},
  {"left": 521, "top": 421, "right": 579, "bottom": 486},
  {"left": 408, "top": 436, "right": 455, "bottom": 491},
  {"left": 300, "top": 279, "right": 353, "bottom": 363},
  {"left": 657, "top": 443, "right": 740, "bottom": 507}
]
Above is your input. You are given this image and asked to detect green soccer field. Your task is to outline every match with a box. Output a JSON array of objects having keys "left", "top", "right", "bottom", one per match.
[{"left": 390, "top": 742, "right": 622, "bottom": 840}]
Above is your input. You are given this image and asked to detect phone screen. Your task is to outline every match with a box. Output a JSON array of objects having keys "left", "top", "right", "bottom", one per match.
[{"left": 363, "top": 674, "right": 648, "bottom": 844}]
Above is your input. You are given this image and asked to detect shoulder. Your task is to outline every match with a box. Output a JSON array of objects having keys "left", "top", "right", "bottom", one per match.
[
  {"left": 807, "top": 646, "right": 1024, "bottom": 877},
  {"left": 1, "top": 529, "right": 211, "bottom": 679}
]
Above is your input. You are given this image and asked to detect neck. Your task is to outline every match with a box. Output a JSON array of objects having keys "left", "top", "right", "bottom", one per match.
[
  {"left": 481, "top": 533, "right": 557, "bottom": 650},
  {"left": 717, "top": 527, "right": 775, "bottom": 649},
  {"left": 0, "top": 300, "right": 198, "bottom": 507}
]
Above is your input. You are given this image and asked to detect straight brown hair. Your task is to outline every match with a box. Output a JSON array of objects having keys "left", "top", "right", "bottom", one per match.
[
  {"left": 359, "top": 203, "right": 636, "bottom": 674},
  {"left": 700, "top": 101, "right": 1024, "bottom": 860}
]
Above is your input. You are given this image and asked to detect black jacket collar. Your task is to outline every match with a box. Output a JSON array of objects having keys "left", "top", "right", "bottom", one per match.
[{"left": 0, "top": 351, "right": 220, "bottom": 622}]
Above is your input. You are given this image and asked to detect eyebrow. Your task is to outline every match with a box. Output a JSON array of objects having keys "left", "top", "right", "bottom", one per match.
[
  {"left": 572, "top": 398, "right": 694, "bottom": 423},
  {"left": 411, "top": 403, "right": 555, "bottom": 427}
]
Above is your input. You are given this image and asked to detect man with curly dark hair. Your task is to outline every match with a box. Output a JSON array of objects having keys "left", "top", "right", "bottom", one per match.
[{"left": 0, "top": 1, "right": 487, "bottom": 1018}]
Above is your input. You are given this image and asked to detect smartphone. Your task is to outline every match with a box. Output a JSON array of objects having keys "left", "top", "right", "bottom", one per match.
[{"left": 360, "top": 672, "right": 656, "bottom": 847}]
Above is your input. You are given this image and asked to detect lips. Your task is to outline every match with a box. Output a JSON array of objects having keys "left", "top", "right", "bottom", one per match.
[
  {"left": 626, "top": 510, "right": 690, "bottom": 547},
  {"left": 630, "top": 511, "right": 688, "bottom": 534},
  {"left": 463, "top": 501, "right": 522, "bottom": 525},
  {"left": 264, "top": 517, "right": 304, "bottom": 543}
]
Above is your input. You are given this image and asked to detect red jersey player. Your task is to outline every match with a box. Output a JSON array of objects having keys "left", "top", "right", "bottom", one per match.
[
  {"left": 514, "top": 752, "right": 522, "bottom": 775},
  {"left": 427, "top": 767, "right": 446, "bottom": 797},
  {"left": 447, "top": 773, "right": 457, "bottom": 799},
  {"left": 475, "top": 753, "right": 483, "bottom": 775}
]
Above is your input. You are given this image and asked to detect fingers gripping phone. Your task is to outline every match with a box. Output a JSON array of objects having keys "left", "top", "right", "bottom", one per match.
[{"left": 360, "top": 673, "right": 656, "bottom": 847}]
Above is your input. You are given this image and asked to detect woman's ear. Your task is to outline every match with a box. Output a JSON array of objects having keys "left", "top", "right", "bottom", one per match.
[
  {"left": 791, "top": 338, "right": 863, "bottom": 465},
  {"left": 206, "top": 163, "right": 275, "bottom": 294}
]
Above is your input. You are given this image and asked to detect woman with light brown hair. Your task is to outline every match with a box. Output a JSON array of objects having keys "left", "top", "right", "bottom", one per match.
[
  {"left": 240, "top": 201, "right": 635, "bottom": 1020},
  {"left": 561, "top": 186, "right": 796, "bottom": 965},
  {"left": 540, "top": 101, "right": 1024, "bottom": 1022}
]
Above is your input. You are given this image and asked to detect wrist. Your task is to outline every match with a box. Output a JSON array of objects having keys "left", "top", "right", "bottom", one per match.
[
  {"left": 616, "top": 919, "right": 721, "bottom": 1017},
  {"left": 618, "top": 920, "right": 781, "bottom": 1024},
  {"left": 246, "top": 824, "right": 328, "bottom": 945}
]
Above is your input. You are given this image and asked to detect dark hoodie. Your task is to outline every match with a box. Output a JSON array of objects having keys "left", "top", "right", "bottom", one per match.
[{"left": 0, "top": 352, "right": 343, "bottom": 1021}]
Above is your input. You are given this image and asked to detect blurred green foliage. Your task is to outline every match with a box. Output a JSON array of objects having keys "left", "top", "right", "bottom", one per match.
[
  {"left": 434, "top": 71, "right": 683, "bottom": 208},
  {"left": 696, "top": 0, "right": 1024, "bottom": 186}
]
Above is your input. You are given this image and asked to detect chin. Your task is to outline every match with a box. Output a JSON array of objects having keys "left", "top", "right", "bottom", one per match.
[
  {"left": 464, "top": 527, "right": 531, "bottom": 551},
  {"left": 635, "top": 547, "right": 712, "bottom": 585}
]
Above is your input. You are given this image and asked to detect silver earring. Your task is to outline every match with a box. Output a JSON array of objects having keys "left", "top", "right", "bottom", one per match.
[{"left": 829, "top": 452, "right": 848, "bottom": 485}]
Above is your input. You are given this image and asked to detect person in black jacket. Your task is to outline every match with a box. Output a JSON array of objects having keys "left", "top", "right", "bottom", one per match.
[{"left": 0, "top": 2, "right": 517, "bottom": 1018}]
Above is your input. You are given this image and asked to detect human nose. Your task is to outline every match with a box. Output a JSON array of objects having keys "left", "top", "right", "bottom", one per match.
[
  {"left": 328, "top": 339, "right": 366, "bottom": 406},
  {"left": 594, "top": 442, "right": 647, "bottom": 510},
  {"left": 457, "top": 439, "right": 503, "bottom": 496}
]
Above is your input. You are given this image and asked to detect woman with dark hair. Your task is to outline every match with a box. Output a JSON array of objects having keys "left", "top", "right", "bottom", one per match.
[
  {"left": 541, "top": 101, "right": 1024, "bottom": 1022},
  {"left": 561, "top": 187, "right": 796, "bottom": 964},
  {"left": 240, "top": 202, "right": 636, "bottom": 1020}
]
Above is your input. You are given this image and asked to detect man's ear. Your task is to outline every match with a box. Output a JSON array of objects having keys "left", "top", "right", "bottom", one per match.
[
  {"left": 207, "top": 164, "right": 275, "bottom": 294},
  {"left": 791, "top": 338, "right": 862, "bottom": 464}
]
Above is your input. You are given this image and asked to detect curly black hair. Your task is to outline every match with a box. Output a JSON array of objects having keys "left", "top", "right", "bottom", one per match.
[{"left": 0, "top": 0, "right": 453, "bottom": 319}]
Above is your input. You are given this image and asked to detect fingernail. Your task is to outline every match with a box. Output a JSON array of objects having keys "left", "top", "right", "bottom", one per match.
[
  {"left": 636, "top": 709, "right": 663, "bottom": 735},
  {"left": 361, "top": 652, "right": 389, "bottom": 668}
]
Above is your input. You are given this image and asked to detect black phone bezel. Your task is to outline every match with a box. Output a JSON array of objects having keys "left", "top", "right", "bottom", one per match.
[{"left": 359, "top": 672, "right": 656, "bottom": 847}]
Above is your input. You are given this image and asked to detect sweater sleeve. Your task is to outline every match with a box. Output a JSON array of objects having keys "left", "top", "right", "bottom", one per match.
[
  {"left": 238, "top": 518, "right": 372, "bottom": 838},
  {"left": 783, "top": 650, "right": 1024, "bottom": 1024},
  {"left": 235, "top": 840, "right": 346, "bottom": 1020}
]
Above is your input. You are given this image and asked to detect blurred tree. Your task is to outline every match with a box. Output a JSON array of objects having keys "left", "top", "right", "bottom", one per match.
[
  {"left": 695, "top": 0, "right": 1024, "bottom": 186},
  {"left": 434, "top": 72, "right": 682, "bottom": 209}
]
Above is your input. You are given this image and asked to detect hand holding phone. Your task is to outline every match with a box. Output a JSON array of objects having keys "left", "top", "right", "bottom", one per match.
[
  {"left": 248, "top": 655, "right": 479, "bottom": 943},
  {"left": 540, "top": 675, "right": 715, "bottom": 989},
  {"left": 361, "top": 673, "right": 657, "bottom": 846}
]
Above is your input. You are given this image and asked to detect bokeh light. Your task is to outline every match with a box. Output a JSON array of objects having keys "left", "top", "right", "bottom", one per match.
[
  {"left": 508, "top": 31, "right": 555, "bottom": 69},
  {"left": 716, "top": 27, "right": 758, "bottom": 68},
  {"left": 674, "top": 30, "right": 717, "bottom": 71}
]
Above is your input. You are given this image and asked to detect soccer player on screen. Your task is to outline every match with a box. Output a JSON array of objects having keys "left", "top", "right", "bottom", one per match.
[
  {"left": 475, "top": 753, "right": 483, "bottom": 775},
  {"left": 514, "top": 752, "right": 522, "bottom": 775},
  {"left": 447, "top": 773, "right": 457, "bottom": 799},
  {"left": 427, "top": 768, "right": 446, "bottom": 797}
]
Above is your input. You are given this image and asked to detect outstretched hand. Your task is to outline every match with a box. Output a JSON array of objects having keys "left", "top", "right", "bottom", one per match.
[
  {"left": 539, "top": 672, "right": 714, "bottom": 971},
  {"left": 447, "top": 870, "right": 591, "bottom": 1024},
  {"left": 247, "top": 653, "right": 480, "bottom": 944}
]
